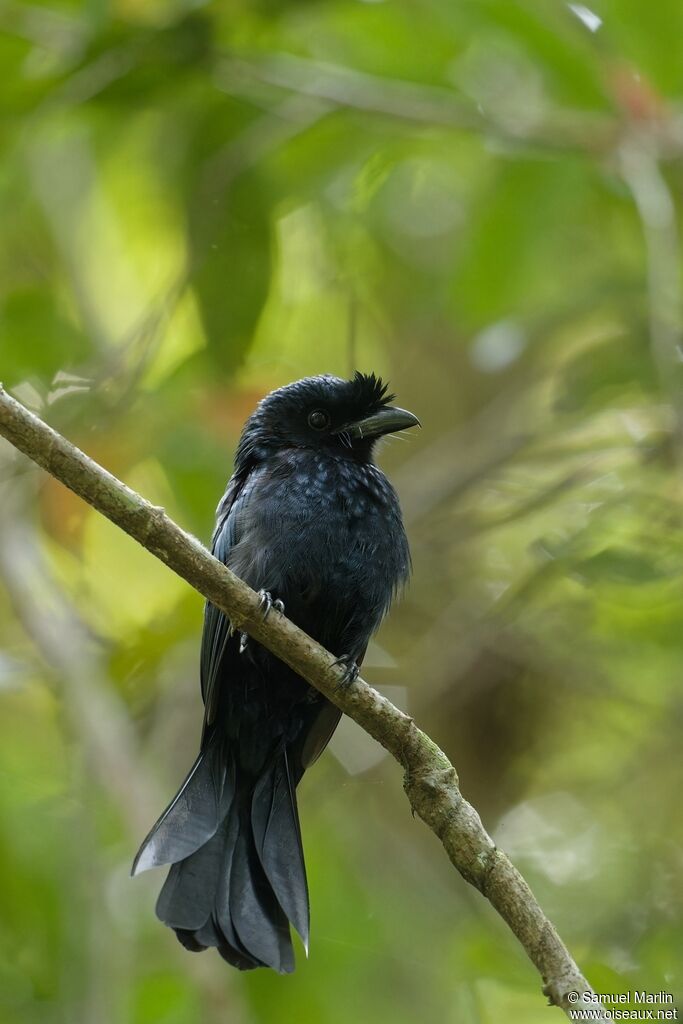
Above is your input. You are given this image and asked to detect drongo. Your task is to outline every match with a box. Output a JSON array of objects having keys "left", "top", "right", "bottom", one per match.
[{"left": 132, "top": 372, "right": 419, "bottom": 972}]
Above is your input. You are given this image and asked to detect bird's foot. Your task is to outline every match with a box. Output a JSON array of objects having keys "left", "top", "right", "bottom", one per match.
[
  {"left": 237, "top": 593, "right": 285, "bottom": 655},
  {"left": 258, "top": 590, "right": 285, "bottom": 621},
  {"left": 332, "top": 653, "right": 360, "bottom": 687}
]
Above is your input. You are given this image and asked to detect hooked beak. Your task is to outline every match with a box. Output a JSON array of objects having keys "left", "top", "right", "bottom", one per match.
[{"left": 335, "top": 405, "right": 421, "bottom": 441}]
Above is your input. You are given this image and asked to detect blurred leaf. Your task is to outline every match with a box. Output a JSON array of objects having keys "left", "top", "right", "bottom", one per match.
[
  {"left": 1, "top": 288, "right": 89, "bottom": 385},
  {"left": 556, "top": 332, "right": 657, "bottom": 412},
  {"left": 464, "top": 0, "right": 607, "bottom": 107},
  {"left": 601, "top": 0, "right": 683, "bottom": 95},
  {"left": 574, "top": 547, "right": 674, "bottom": 585}
]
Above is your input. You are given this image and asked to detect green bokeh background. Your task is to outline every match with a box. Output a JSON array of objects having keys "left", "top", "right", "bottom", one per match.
[{"left": 1, "top": 2, "right": 682, "bottom": 1022}]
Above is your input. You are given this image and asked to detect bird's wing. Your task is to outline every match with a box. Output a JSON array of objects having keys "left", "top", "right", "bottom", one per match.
[
  {"left": 200, "top": 469, "right": 258, "bottom": 735},
  {"left": 295, "top": 644, "right": 367, "bottom": 774}
]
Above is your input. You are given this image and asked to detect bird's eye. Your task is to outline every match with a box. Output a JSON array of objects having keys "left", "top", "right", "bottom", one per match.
[{"left": 307, "top": 409, "right": 331, "bottom": 431}]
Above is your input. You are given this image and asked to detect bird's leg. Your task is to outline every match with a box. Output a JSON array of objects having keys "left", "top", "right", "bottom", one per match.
[
  {"left": 332, "top": 653, "right": 360, "bottom": 687},
  {"left": 226, "top": 619, "right": 245, "bottom": 650},
  {"left": 239, "top": 591, "right": 285, "bottom": 655}
]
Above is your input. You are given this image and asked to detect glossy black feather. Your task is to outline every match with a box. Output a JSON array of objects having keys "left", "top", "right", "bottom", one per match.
[
  {"left": 132, "top": 734, "right": 230, "bottom": 874},
  {"left": 251, "top": 751, "right": 309, "bottom": 948},
  {"left": 133, "top": 373, "right": 413, "bottom": 971}
]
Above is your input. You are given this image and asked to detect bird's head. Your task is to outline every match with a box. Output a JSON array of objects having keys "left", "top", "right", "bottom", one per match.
[{"left": 236, "top": 372, "right": 420, "bottom": 467}]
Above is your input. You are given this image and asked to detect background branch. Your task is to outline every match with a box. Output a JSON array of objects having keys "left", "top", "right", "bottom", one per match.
[{"left": 0, "top": 385, "right": 608, "bottom": 1020}]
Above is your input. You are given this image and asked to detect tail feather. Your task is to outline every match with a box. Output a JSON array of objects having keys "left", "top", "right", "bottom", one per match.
[
  {"left": 132, "top": 735, "right": 231, "bottom": 875},
  {"left": 227, "top": 825, "right": 295, "bottom": 973},
  {"left": 136, "top": 745, "right": 308, "bottom": 973},
  {"left": 212, "top": 802, "right": 270, "bottom": 970},
  {"left": 251, "top": 752, "right": 309, "bottom": 950},
  {"left": 156, "top": 824, "right": 225, "bottom": 930}
]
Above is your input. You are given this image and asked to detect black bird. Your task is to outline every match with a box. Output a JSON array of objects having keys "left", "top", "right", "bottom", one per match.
[{"left": 132, "top": 372, "right": 419, "bottom": 972}]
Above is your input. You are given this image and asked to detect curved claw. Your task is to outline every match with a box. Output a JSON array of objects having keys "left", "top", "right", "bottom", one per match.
[
  {"left": 257, "top": 590, "right": 285, "bottom": 621},
  {"left": 332, "top": 653, "right": 360, "bottom": 687},
  {"left": 238, "top": 593, "right": 286, "bottom": 656}
]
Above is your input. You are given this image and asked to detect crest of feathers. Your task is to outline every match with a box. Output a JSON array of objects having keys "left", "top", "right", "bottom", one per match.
[{"left": 351, "top": 371, "right": 395, "bottom": 410}]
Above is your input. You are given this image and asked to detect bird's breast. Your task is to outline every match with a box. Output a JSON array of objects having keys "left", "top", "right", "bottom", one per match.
[{"left": 242, "top": 452, "right": 409, "bottom": 643}]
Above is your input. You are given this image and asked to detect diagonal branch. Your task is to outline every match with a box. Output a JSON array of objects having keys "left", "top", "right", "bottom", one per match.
[
  {"left": 0, "top": 384, "right": 607, "bottom": 1020},
  {"left": 216, "top": 53, "right": 616, "bottom": 156}
]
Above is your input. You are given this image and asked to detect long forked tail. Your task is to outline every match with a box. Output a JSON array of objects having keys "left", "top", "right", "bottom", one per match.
[{"left": 132, "top": 737, "right": 309, "bottom": 973}]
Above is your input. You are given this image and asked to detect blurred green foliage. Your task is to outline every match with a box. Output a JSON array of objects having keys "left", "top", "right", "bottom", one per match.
[{"left": 1, "top": 1, "right": 682, "bottom": 1022}]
